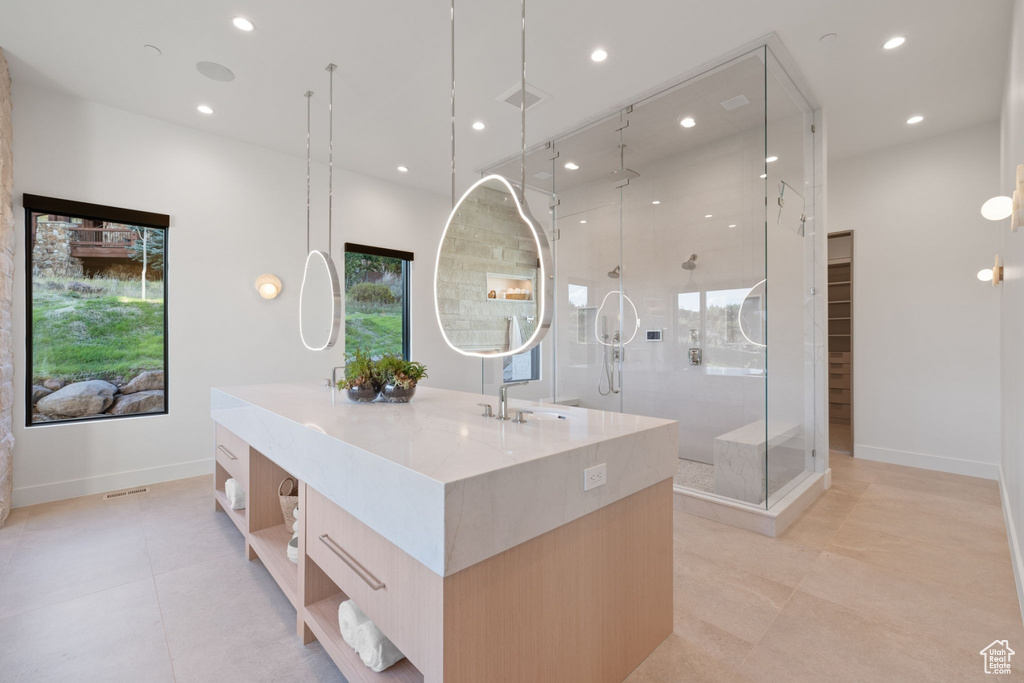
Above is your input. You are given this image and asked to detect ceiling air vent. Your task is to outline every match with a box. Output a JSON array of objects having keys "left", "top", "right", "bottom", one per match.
[
  {"left": 103, "top": 487, "right": 149, "bottom": 500},
  {"left": 498, "top": 82, "right": 549, "bottom": 111},
  {"left": 720, "top": 94, "right": 750, "bottom": 111}
]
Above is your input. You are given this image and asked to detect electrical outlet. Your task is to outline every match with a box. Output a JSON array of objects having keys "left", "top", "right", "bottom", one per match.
[{"left": 584, "top": 463, "right": 607, "bottom": 491}]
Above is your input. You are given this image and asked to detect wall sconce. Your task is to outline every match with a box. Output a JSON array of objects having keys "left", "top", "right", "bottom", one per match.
[
  {"left": 981, "top": 165, "right": 1024, "bottom": 231},
  {"left": 977, "top": 255, "right": 1003, "bottom": 286},
  {"left": 255, "top": 273, "right": 282, "bottom": 299}
]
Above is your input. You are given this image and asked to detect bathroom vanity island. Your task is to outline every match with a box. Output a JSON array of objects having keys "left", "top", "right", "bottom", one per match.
[{"left": 210, "top": 382, "right": 677, "bottom": 683}]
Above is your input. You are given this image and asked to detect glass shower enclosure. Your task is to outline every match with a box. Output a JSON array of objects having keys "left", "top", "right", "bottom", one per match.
[{"left": 483, "top": 46, "right": 819, "bottom": 510}]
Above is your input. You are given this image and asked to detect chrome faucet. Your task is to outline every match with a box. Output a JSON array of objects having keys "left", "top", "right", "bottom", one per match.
[{"left": 497, "top": 381, "right": 529, "bottom": 420}]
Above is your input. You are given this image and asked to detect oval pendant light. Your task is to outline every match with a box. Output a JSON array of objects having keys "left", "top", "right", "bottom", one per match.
[
  {"left": 433, "top": 0, "right": 552, "bottom": 357},
  {"left": 299, "top": 67, "right": 343, "bottom": 351}
]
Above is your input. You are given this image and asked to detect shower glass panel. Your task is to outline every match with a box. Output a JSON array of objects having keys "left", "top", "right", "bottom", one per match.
[{"left": 483, "top": 47, "right": 816, "bottom": 510}]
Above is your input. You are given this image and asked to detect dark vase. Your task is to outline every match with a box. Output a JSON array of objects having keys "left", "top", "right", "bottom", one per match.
[
  {"left": 380, "top": 383, "right": 416, "bottom": 403},
  {"left": 346, "top": 384, "right": 379, "bottom": 403}
]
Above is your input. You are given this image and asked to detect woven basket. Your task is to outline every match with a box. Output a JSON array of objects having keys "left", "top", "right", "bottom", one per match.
[
  {"left": 278, "top": 477, "right": 299, "bottom": 528},
  {"left": 505, "top": 293, "right": 531, "bottom": 301}
]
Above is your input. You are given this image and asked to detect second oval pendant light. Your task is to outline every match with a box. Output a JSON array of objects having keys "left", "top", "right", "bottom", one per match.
[
  {"left": 432, "top": 0, "right": 553, "bottom": 358},
  {"left": 299, "top": 65, "right": 342, "bottom": 352}
]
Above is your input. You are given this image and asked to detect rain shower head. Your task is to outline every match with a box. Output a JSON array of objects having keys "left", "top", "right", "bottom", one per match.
[
  {"left": 681, "top": 254, "right": 698, "bottom": 271},
  {"left": 608, "top": 265, "right": 621, "bottom": 279}
]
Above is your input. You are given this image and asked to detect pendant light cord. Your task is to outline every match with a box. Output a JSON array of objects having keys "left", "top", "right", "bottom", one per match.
[
  {"left": 305, "top": 91, "right": 313, "bottom": 255},
  {"left": 450, "top": 0, "right": 456, "bottom": 207},
  {"left": 326, "top": 63, "right": 337, "bottom": 257},
  {"left": 520, "top": 0, "right": 526, "bottom": 192}
]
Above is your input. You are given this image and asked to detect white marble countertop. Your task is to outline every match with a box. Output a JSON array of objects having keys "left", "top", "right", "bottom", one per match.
[{"left": 211, "top": 383, "right": 677, "bottom": 577}]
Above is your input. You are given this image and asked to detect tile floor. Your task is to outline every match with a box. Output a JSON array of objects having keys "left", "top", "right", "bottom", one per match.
[{"left": 0, "top": 453, "right": 1021, "bottom": 682}]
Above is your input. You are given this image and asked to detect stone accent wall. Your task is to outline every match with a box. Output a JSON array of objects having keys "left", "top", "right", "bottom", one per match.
[
  {"left": 437, "top": 185, "right": 539, "bottom": 352},
  {"left": 32, "top": 220, "right": 83, "bottom": 277},
  {"left": 0, "top": 48, "right": 14, "bottom": 526}
]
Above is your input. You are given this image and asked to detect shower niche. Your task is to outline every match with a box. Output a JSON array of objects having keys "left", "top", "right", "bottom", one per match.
[{"left": 480, "top": 42, "right": 826, "bottom": 524}]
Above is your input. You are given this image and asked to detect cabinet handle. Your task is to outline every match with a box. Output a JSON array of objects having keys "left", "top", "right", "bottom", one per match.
[
  {"left": 217, "top": 444, "right": 238, "bottom": 461},
  {"left": 318, "top": 534, "right": 386, "bottom": 591}
]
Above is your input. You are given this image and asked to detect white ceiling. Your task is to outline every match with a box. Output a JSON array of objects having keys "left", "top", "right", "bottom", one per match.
[{"left": 0, "top": 0, "right": 1013, "bottom": 197}]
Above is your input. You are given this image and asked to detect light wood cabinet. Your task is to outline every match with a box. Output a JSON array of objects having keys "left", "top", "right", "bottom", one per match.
[{"left": 213, "top": 424, "right": 672, "bottom": 683}]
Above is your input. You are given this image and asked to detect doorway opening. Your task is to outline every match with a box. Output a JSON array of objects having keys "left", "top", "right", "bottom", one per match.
[{"left": 827, "top": 231, "right": 853, "bottom": 454}]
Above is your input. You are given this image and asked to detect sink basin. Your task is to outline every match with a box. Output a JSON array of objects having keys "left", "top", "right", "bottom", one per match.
[{"left": 528, "top": 409, "right": 570, "bottom": 422}]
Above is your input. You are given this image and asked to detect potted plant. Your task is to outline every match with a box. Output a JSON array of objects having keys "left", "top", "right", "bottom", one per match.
[
  {"left": 377, "top": 353, "right": 428, "bottom": 403},
  {"left": 337, "top": 348, "right": 381, "bottom": 403}
]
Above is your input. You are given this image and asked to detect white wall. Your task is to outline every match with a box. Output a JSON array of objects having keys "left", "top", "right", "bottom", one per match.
[
  {"left": 829, "top": 122, "right": 1002, "bottom": 479},
  {"left": 10, "top": 82, "right": 477, "bottom": 507},
  {"left": 999, "top": 0, "right": 1024, "bottom": 626}
]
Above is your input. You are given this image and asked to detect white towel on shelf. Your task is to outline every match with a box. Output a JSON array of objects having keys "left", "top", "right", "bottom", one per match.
[
  {"left": 506, "top": 315, "right": 523, "bottom": 353},
  {"left": 338, "top": 600, "right": 370, "bottom": 649},
  {"left": 354, "top": 620, "right": 406, "bottom": 673},
  {"left": 292, "top": 506, "right": 301, "bottom": 521},
  {"left": 224, "top": 478, "right": 246, "bottom": 510}
]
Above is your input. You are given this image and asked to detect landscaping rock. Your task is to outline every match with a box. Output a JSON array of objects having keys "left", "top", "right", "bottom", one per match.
[
  {"left": 31, "top": 385, "right": 52, "bottom": 404},
  {"left": 42, "top": 378, "right": 64, "bottom": 391},
  {"left": 107, "top": 390, "right": 164, "bottom": 415},
  {"left": 121, "top": 370, "right": 164, "bottom": 395},
  {"left": 36, "top": 380, "right": 117, "bottom": 417}
]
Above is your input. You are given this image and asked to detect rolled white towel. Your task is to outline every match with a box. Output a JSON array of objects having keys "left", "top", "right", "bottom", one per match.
[
  {"left": 292, "top": 506, "right": 301, "bottom": 521},
  {"left": 292, "top": 519, "right": 299, "bottom": 534},
  {"left": 354, "top": 620, "right": 405, "bottom": 673},
  {"left": 224, "top": 478, "right": 246, "bottom": 510},
  {"left": 337, "top": 600, "right": 369, "bottom": 649}
]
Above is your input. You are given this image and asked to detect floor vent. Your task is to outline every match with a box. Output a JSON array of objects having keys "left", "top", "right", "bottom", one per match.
[{"left": 103, "top": 487, "right": 149, "bottom": 500}]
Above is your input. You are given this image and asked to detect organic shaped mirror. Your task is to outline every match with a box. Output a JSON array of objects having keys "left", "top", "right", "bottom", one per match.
[
  {"left": 299, "top": 249, "right": 341, "bottom": 351},
  {"left": 434, "top": 174, "right": 552, "bottom": 357}
]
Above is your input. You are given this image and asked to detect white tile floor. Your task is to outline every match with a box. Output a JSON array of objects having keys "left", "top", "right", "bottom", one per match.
[
  {"left": 0, "top": 476, "right": 344, "bottom": 683},
  {"left": 2, "top": 462, "right": 1022, "bottom": 682}
]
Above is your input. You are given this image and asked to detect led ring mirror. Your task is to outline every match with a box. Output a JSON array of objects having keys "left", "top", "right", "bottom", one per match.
[
  {"left": 434, "top": 174, "right": 552, "bottom": 357},
  {"left": 299, "top": 250, "right": 341, "bottom": 351}
]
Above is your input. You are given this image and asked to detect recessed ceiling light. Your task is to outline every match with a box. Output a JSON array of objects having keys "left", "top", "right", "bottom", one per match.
[
  {"left": 680, "top": 117, "right": 696, "bottom": 128},
  {"left": 580, "top": 220, "right": 587, "bottom": 224},
  {"left": 197, "top": 105, "right": 214, "bottom": 115},
  {"left": 232, "top": 17, "right": 255, "bottom": 31},
  {"left": 591, "top": 49, "right": 608, "bottom": 62},
  {"left": 766, "top": 156, "right": 778, "bottom": 163},
  {"left": 652, "top": 200, "right": 661, "bottom": 205},
  {"left": 906, "top": 115, "right": 924, "bottom": 125},
  {"left": 397, "top": 165, "right": 409, "bottom": 173},
  {"left": 728, "top": 224, "right": 737, "bottom": 228},
  {"left": 704, "top": 214, "right": 713, "bottom": 219},
  {"left": 472, "top": 121, "right": 485, "bottom": 131},
  {"left": 564, "top": 162, "right": 579, "bottom": 170},
  {"left": 760, "top": 173, "right": 767, "bottom": 179},
  {"left": 883, "top": 36, "right": 906, "bottom": 50}
]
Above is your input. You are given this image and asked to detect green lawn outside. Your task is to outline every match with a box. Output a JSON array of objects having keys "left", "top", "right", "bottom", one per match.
[
  {"left": 32, "top": 278, "right": 164, "bottom": 383},
  {"left": 345, "top": 305, "right": 403, "bottom": 358}
]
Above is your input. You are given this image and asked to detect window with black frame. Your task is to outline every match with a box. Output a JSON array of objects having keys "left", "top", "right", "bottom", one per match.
[
  {"left": 24, "top": 195, "right": 169, "bottom": 426},
  {"left": 343, "top": 243, "right": 412, "bottom": 360}
]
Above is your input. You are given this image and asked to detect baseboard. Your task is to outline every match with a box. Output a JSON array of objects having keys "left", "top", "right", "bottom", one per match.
[
  {"left": 12, "top": 458, "right": 214, "bottom": 507},
  {"left": 999, "top": 466, "right": 1024, "bottom": 627},
  {"left": 855, "top": 444, "right": 999, "bottom": 480}
]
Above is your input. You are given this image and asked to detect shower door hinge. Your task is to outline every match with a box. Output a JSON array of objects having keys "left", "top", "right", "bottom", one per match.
[
  {"left": 549, "top": 198, "right": 560, "bottom": 209},
  {"left": 546, "top": 141, "right": 559, "bottom": 161},
  {"left": 551, "top": 229, "right": 560, "bottom": 241},
  {"left": 811, "top": 124, "right": 816, "bottom": 133},
  {"left": 615, "top": 107, "right": 632, "bottom": 132},
  {"left": 812, "top": 449, "right": 816, "bottom": 459},
  {"left": 810, "top": 286, "right": 816, "bottom": 295}
]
